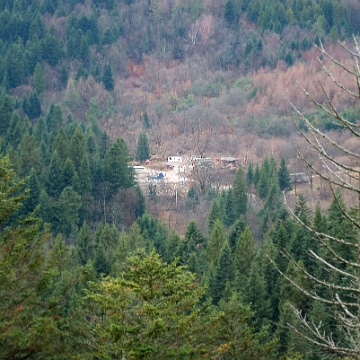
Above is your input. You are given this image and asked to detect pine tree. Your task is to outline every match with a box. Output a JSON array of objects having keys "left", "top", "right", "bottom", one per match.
[
  {"left": 62, "top": 157, "right": 75, "bottom": 189},
  {"left": 53, "top": 128, "right": 69, "bottom": 164},
  {"left": 47, "top": 150, "right": 64, "bottom": 198},
  {"left": 102, "top": 62, "right": 114, "bottom": 91},
  {"left": 0, "top": 156, "right": 80, "bottom": 358},
  {"left": 208, "top": 200, "right": 222, "bottom": 233},
  {"left": 32, "top": 62, "right": 46, "bottom": 93},
  {"left": 247, "top": 162, "right": 254, "bottom": 186},
  {"left": 104, "top": 138, "right": 132, "bottom": 193},
  {"left": 69, "top": 125, "right": 87, "bottom": 173},
  {"left": 78, "top": 155, "right": 92, "bottom": 195},
  {"left": 94, "top": 242, "right": 111, "bottom": 276},
  {"left": 57, "top": 186, "right": 81, "bottom": 237},
  {"left": 242, "top": 253, "right": 273, "bottom": 330},
  {"left": 0, "top": 94, "right": 13, "bottom": 135},
  {"left": 210, "top": 241, "right": 234, "bottom": 304},
  {"left": 85, "top": 250, "right": 206, "bottom": 359},
  {"left": 210, "top": 293, "right": 277, "bottom": 359},
  {"left": 135, "top": 131, "right": 150, "bottom": 162},
  {"left": 235, "top": 226, "right": 255, "bottom": 280},
  {"left": 18, "top": 133, "right": 41, "bottom": 176},
  {"left": 233, "top": 166, "right": 248, "bottom": 218},
  {"left": 60, "top": 63, "right": 68, "bottom": 87},
  {"left": 278, "top": 156, "right": 292, "bottom": 191},
  {"left": 207, "top": 219, "right": 226, "bottom": 264},
  {"left": 228, "top": 215, "right": 247, "bottom": 253},
  {"left": 224, "top": 188, "right": 236, "bottom": 226},
  {"left": 76, "top": 220, "right": 94, "bottom": 266}
]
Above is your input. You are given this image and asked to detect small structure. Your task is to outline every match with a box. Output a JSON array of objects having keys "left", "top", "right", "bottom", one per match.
[
  {"left": 194, "top": 158, "right": 213, "bottom": 168},
  {"left": 290, "top": 172, "right": 309, "bottom": 185},
  {"left": 167, "top": 156, "right": 182, "bottom": 163},
  {"left": 219, "top": 157, "right": 238, "bottom": 168},
  {"left": 131, "top": 166, "right": 146, "bottom": 173}
]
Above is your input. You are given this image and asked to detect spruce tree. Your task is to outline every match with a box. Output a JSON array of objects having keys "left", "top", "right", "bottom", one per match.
[
  {"left": 208, "top": 200, "right": 222, "bottom": 233},
  {"left": 233, "top": 166, "right": 248, "bottom": 218},
  {"left": 235, "top": 226, "right": 255, "bottom": 280},
  {"left": 0, "top": 156, "right": 80, "bottom": 358},
  {"left": 210, "top": 241, "right": 234, "bottom": 304},
  {"left": 76, "top": 220, "right": 94, "bottom": 266},
  {"left": 278, "top": 156, "right": 292, "bottom": 191},
  {"left": 47, "top": 150, "right": 64, "bottom": 198},
  {"left": 102, "top": 62, "right": 114, "bottom": 91},
  {"left": 104, "top": 138, "right": 132, "bottom": 193},
  {"left": 32, "top": 62, "right": 46, "bottom": 93},
  {"left": 69, "top": 125, "right": 87, "bottom": 173},
  {"left": 207, "top": 219, "right": 226, "bottom": 264},
  {"left": 135, "top": 131, "right": 150, "bottom": 162}
]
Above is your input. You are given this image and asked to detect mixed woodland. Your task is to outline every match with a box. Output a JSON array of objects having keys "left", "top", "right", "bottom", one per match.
[{"left": 2, "top": 0, "right": 360, "bottom": 359}]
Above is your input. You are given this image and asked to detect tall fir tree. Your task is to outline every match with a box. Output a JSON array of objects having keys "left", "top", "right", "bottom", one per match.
[
  {"left": 278, "top": 156, "right": 292, "bottom": 191},
  {"left": 233, "top": 166, "right": 248, "bottom": 218},
  {"left": 102, "top": 62, "right": 114, "bottom": 91},
  {"left": 135, "top": 131, "right": 150, "bottom": 162},
  {"left": 32, "top": 62, "right": 46, "bottom": 94}
]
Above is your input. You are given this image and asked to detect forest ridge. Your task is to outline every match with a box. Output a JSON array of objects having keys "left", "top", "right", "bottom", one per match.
[{"left": 1, "top": 0, "right": 360, "bottom": 359}]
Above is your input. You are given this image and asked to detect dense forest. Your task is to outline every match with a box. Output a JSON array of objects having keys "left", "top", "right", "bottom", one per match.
[{"left": 1, "top": 0, "right": 360, "bottom": 359}]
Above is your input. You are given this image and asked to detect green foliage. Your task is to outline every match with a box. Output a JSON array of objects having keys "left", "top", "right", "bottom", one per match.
[
  {"left": 135, "top": 131, "right": 151, "bottom": 162},
  {"left": 209, "top": 293, "right": 277, "bottom": 359},
  {"left": 84, "top": 250, "right": 207, "bottom": 359},
  {"left": 32, "top": 62, "right": 46, "bottom": 93},
  {"left": 278, "top": 157, "right": 292, "bottom": 191},
  {"left": 102, "top": 62, "right": 114, "bottom": 91},
  {"left": 0, "top": 155, "right": 81, "bottom": 358},
  {"left": 104, "top": 137, "right": 132, "bottom": 193},
  {"left": 233, "top": 166, "right": 248, "bottom": 218}
]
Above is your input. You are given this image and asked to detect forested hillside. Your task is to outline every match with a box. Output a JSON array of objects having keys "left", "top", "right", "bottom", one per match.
[{"left": 1, "top": 0, "right": 360, "bottom": 359}]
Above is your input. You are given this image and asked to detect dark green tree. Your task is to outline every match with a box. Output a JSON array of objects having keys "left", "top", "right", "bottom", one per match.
[
  {"left": 102, "top": 62, "right": 114, "bottom": 91},
  {"left": 69, "top": 125, "right": 87, "bottom": 173},
  {"left": 32, "top": 62, "right": 46, "bottom": 93},
  {"left": 208, "top": 200, "right": 222, "bottom": 233},
  {"left": 135, "top": 131, "right": 150, "bottom": 162},
  {"left": 47, "top": 150, "right": 64, "bottom": 198},
  {"left": 76, "top": 220, "right": 94, "bottom": 266},
  {"left": 210, "top": 241, "right": 234, "bottom": 304},
  {"left": 278, "top": 156, "right": 292, "bottom": 191},
  {"left": 233, "top": 166, "right": 248, "bottom": 218},
  {"left": 104, "top": 138, "right": 132, "bottom": 193},
  {"left": 0, "top": 156, "right": 81, "bottom": 358}
]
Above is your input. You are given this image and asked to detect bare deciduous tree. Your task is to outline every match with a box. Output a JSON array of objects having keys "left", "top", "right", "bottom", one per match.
[{"left": 271, "top": 38, "right": 360, "bottom": 358}]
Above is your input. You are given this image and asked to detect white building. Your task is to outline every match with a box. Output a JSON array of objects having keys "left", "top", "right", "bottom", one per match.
[{"left": 167, "top": 156, "right": 182, "bottom": 163}]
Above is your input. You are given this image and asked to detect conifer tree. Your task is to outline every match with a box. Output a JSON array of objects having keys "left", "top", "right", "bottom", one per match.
[
  {"left": 210, "top": 293, "right": 277, "bottom": 359},
  {"left": 228, "top": 215, "right": 247, "bottom": 252},
  {"left": 135, "top": 131, "right": 151, "bottom": 162},
  {"left": 0, "top": 94, "right": 13, "bottom": 135},
  {"left": 76, "top": 220, "right": 94, "bottom": 266},
  {"left": 104, "top": 138, "right": 132, "bottom": 193},
  {"left": 278, "top": 156, "right": 292, "bottom": 191},
  {"left": 210, "top": 241, "right": 234, "bottom": 304},
  {"left": 0, "top": 156, "right": 80, "bottom": 358},
  {"left": 232, "top": 166, "right": 248, "bottom": 218},
  {"left": 18, "top": 133, "right": 41, "bottom": 176},
  {"left": 62, "top": 157, "right": 75, "bottom": 189},
  {"left": 32, "top": 62, "right": 46, "bottom": 93},
  {"left": 224, "top": 188, "right": 236, "bottom": 226},
  {"left": 235, "top": 226, "right": 255, "bottom": 279},
  {"left": 69, "top": 125, "right": 87, "bottom": 173},
  {"left": 48, "top": 150, "right": 63, "bottom": 198},
  {"left": 102, "top": 62, "right": 114, "bottom": 91},
  {"left": 57, "top": 186, "right": 81, "bottom": 236},
  {"left": 208, "top": 199, "right": 222, "bottom": 233},
  {"left": 207, "top": 219, "right": 226, "bottom": 264}
]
